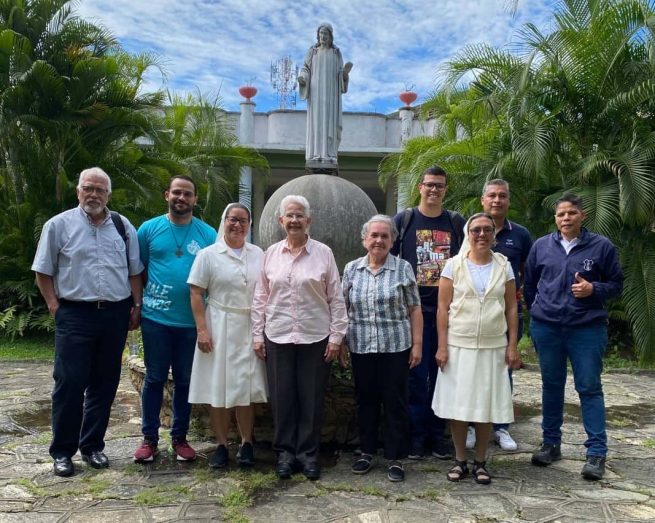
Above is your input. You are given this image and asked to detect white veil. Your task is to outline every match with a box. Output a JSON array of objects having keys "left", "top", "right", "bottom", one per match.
[{"left": 459, "top": 213, "right": 496, "bottom": 255}]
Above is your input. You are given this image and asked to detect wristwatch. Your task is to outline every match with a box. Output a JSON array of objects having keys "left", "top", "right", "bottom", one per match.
[{"left": 133, "top": 303, "right": 143, "bottom": 308}]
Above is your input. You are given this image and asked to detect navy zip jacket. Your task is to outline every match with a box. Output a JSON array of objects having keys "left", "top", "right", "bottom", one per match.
[{"left": 524, "top": 228, "right": 623, "bottom": 327}]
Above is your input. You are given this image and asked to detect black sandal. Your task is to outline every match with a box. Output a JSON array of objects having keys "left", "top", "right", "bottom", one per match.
[
  {"left": 473, "top": 460, "right": 491, "bottom": 485},
  {"left": 447, "top": 459, "right": 469, "bottom": 482},
  {"left": 351, "top": 453, "right": 373, "bottom": 475},
  {"left": 388, "top": 460, "right": 405, "bottom": 482}
]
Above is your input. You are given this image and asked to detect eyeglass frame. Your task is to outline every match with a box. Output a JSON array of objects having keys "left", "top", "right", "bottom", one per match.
[
  {"left": 80, "top": 185, "right": 110, "bottom": 196},
  {"left": 420, "top": 182, "right": 447, "bottom": 191},
  {"left": 469, "top": 226, "right": 495, "bottom": 236},
  {"left": 225, "top": 216, "right": 250, "bottom": 226}
]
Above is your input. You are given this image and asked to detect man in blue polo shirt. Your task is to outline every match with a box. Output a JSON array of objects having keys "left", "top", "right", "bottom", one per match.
[
  {"left": 466, "top": 179, "right": 533, "bottom": 452},
  {"left": 525, "top": 194, "right": 623, "bottom": 480},
  {"left": 134, "top": 176, "right": 216, "bottom": 463}
]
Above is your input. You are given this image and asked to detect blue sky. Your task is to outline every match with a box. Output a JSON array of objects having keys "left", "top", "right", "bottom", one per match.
[{"left": 76, "top": 0, "right": 555, "bottom": 115}]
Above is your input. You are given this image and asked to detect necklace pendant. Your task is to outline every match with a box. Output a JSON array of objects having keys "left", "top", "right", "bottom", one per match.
[{"left": 175, "top": 249, "right": 183, "bottom": 257}]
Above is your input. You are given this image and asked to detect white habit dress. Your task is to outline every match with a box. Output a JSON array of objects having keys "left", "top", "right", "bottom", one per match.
[{"left": 187, "top": 238, "right": 268, "bottom": 408}]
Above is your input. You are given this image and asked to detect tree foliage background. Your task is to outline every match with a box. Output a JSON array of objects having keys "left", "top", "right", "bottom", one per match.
[
  {"left": 0, "top": 0, "right": 267, "bottom": 337},
  {"left": 380, "top": 0, "right": 655, "bottom": 363}
]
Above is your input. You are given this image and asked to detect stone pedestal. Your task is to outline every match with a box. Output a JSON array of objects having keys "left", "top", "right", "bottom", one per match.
[{"left": 126, "top": 358, "right": 359, "bottom": 445}]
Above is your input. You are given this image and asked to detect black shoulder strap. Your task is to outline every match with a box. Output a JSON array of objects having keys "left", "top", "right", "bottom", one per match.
[
  {"left": 398, "top": 207, "right": 414, "bottom": 258},
  {"left": 448, "top": 210, "right": 466, "bottom": 252},
  {"left": 110, "top": 211, "right": 129, "bottom": 264}
]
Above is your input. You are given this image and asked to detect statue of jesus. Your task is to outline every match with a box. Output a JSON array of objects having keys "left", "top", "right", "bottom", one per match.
[{"left": 298, "top": 23, "right": 353, "bottom": 168}]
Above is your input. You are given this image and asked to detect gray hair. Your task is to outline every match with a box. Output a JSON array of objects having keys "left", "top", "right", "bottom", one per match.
[
  {"left": 482, "top": 178, "right": 509, "bottom": 197},
  {"left": 78, "top": 167, "right": 112, "bottom": 193},
  {"left": 279, "top": 195, "right": 311, "bottom": 217},
  {"left": 361, "top": 214, "right": 398, "bottom": 245}
]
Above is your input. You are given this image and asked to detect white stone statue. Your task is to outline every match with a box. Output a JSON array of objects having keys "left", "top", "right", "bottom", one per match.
[{"left": 298, "top": 23, "right": 353, "bottom": 168}]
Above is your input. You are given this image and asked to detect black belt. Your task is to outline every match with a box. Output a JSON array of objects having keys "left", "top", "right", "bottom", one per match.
[{"left": 59, "top": 298, "right": 132, "bottom": 310}]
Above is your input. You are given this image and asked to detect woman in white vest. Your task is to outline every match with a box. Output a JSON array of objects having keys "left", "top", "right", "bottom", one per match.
[
  {"left": 432, "top": 212, "right": 521, "bottom": 485},
  {"left": 187, "top": 203, "right": 267, "bottom": 468}
]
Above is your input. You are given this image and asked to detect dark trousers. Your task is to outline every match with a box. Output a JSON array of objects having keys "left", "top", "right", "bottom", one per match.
[
  {"left": 50, "top": 299, "right": 131, "bottom": 459},
  {"left": 409, "top": 312, "right": 446, "bottom": 446},
  {"left": 351, "top": 349, "right": 410, "bottom": 460},
  {"left": 265, "top": 336, "right": 330, "bottom": 466},
  {"left": 140, "top": 317, "right": 197, "bottom": 442}
]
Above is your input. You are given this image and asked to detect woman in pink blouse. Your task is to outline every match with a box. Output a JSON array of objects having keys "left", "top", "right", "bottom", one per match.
[{"left": 252, "top": 195, "right": 348, "bottom": 480}]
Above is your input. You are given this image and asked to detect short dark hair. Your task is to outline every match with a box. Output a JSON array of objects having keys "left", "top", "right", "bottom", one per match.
[
  {"left": 420, "top": 165, "right": 447, "bottom": 183},
  {"left": 556, "top": 193, "right": 583, "bottom": 210},
  {"left": 168, "top": 175, "right": 197, "bottom": 194},
  {"left": 225, "top": 202, "right": 251, "bottom": 221}
]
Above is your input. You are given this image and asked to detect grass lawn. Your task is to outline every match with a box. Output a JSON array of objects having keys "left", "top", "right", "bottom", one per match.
[{"left": 0, "top": 333, "right": 54, "bottom": 360}]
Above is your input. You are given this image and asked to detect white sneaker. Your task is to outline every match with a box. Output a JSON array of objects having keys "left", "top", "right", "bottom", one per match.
[
  {"left": 466, "top": 426, "right": 476, "bottom": 449},
  {"left": 495, "top": 429, "right": 518, "bottom": 451}
]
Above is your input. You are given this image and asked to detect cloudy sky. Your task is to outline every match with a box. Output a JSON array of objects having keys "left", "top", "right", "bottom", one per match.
[{"left": 76, "top": 0, "right": 556, "bottom": 114}]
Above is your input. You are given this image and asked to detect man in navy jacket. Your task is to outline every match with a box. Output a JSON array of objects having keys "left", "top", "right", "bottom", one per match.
[{"left": 524, "top": 194, "right": 623, "bottom": 480}]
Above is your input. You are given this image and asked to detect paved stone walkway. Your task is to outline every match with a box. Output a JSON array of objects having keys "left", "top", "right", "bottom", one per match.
[{"left": 1, "top": 361, "right": 655, "bottom": 522}]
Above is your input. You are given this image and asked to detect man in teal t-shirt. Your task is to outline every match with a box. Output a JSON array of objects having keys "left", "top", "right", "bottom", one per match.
[{"left": 134, "top": 175, "right": 216, "bottom": 463}]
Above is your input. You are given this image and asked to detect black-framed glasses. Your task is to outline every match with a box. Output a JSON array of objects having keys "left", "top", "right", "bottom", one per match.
[
  {"left": 80, "top": 185, "right": 109, "bottom": 196},
  {"left": 421, "top": 182, "right": 446, "bottom": 191},
  {"left": 226, "top": 216, "right": 249, "bottom": 226},
  {"left": 470, "top": 227, "right": 494, "bottom": 236}
]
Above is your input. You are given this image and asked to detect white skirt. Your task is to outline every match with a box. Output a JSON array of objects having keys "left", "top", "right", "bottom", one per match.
[
  {"left": 188, "top": 304, "right": 268, "bottom": 409},
  {"left": 432, "top": 345, "right": 514, "bottom": 424}
]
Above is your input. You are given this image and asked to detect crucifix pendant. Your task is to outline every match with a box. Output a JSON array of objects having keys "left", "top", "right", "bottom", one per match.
[{"left": 175, "top": 249, "right": 183, "bottom": 257}]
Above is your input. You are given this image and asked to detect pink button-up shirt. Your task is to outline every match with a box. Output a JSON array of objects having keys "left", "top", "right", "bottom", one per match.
[{"left": 252, "top": 236, "right": 347, "bottom": 345}]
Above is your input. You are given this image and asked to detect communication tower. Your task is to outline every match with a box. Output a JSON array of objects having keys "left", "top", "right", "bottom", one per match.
[{"left": 270, "top": 56, "right": 299, "bottom": 109}]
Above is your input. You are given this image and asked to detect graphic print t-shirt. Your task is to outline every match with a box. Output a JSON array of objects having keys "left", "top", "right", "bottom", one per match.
[{"left": 391, "top": 208, "right": 462, "bottom": 314}]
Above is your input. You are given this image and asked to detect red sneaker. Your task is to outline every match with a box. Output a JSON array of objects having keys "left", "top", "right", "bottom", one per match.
[
  {"left": 170, "top": 439, "right": 196, "bottom": 461},
  {"left": 134, "top": 440, "right": 158, "bottom": 463}
]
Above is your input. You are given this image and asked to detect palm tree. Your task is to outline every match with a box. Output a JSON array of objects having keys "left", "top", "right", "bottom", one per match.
[{"left": 380, "top": 0, "right": 655, "bottom": 363}]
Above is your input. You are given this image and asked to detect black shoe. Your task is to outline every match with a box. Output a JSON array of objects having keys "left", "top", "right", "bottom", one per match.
[
  {"left": 431, "top": 440, "right": 453, "bottom": 460},
  {"left": 275, "top": 461, "right": 293, "bottom": 479},
  {"left": 303, "top": 462, "right": 321, "bottom": 480},
  {"left": 351, "top": 453, "right": 373, "bottom": 475},
  {"left": 388, "top": 460, "right": 405, "bottom": 482},
  {"left": 408, "top": 441, "right": 425, "bottom": 460},
  {"left": 53, "top": 457, "right": 74, "bottom": 477},
  {"left": 209, "top": 445, "right": 228, "bottom": 469},
  {"left": 581, "top": 455, "right": 606, "bottom": 480},
  {"left": 531, "top": 443, "right": 562, "bottom": 466},
  {"left": 237, "top": 442, "right": 255, "bottom": 466},
  {"left": 81, "top": 451, "right": 109, "bottom": 469}
]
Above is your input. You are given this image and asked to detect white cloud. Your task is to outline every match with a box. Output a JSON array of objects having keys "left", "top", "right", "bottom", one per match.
[{"left": 75, "top": 0, "right": 556, "bottom": 113}]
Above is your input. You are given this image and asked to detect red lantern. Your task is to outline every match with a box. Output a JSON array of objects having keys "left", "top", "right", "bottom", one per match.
[
  {"left": 238, "top": 86, "right": 258, "bottom": 102},
  {"left": 399, "top": 91, "right": 418, "bottom": 107}
]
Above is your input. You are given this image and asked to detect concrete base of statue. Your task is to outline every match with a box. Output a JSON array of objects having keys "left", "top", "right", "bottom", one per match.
[{"left": 258, "top": 174, "right": 378, "bottom": 271}]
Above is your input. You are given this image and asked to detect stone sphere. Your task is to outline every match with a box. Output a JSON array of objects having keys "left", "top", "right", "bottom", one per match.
[{"left": 259, "top": 175, "right": 379, "bottom": 271}]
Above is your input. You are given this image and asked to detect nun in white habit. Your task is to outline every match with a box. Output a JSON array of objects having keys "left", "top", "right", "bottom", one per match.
[{"left": 188, "top": 203, "right": 267, "bottom": 468}]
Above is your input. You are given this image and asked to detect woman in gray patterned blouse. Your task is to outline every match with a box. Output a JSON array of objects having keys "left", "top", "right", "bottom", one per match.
[{"left": 341, "top": 214, "right": 423, "bottom": 482}]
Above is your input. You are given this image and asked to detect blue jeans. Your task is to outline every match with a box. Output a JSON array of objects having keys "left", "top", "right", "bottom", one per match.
[
  {"left": 140, "top": 317, "right": 197, "bottom": 442},
  {"left": 530, "top": 319, "right": 608, "bottom": 457},
  {"left": 409, "top": 312, "right": 446, "bottom": 446},
  {"left": 493, "top": 313, "right": 523, "bottom": 432}
]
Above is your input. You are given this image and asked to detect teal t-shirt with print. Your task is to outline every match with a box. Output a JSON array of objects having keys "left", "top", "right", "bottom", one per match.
[{"left": 138, "top": 215, "right": 217, "bottom": 327}]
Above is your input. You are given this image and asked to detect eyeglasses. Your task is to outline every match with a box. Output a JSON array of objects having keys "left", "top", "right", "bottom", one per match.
[
  {"left": 170, "top": 190, "right": 195, "bottom": 198},
  {"left": 226, "top": 216, "right": 249, "bottom": 226},
  {"left": 284, "top": 213, "right": 306, "bottom": 221},
  {"left": 470, "top": 227, "right": 495, "bottom": 236},
  {"left": 80, "top": 185, "right": 109, "bottom": 196},
  {"left": 421, "top": 182, "right": 447, "bottom": 191}
]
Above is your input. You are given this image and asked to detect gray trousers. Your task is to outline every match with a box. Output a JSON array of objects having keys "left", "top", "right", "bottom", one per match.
[{"left": 265, "top": 336, "right": 330, "bottom": 466}]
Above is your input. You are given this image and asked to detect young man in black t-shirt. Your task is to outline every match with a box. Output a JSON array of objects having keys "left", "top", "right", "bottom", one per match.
[{"left": 391, "top": 166, "right": 465, "bottom": 460}]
